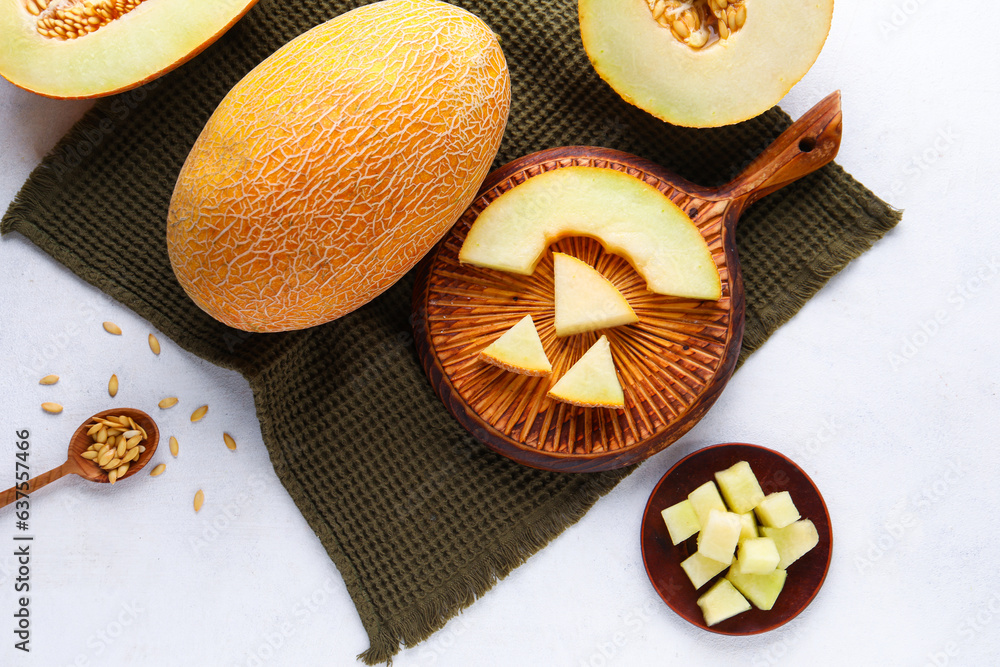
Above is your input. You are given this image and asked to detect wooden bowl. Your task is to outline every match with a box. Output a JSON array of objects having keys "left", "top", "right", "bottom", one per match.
[
  {"left": 71, "top": 408, "right": 160, "bottom": 483},
  {"left": 640, "top": 443, "right": 833, "bottom": 634},
  {"left": 412, "top": 93, "right": 843, "bottom": 472}
]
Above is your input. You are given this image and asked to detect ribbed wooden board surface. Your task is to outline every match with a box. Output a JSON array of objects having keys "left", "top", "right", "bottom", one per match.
[{"left": 413, "top": 147, "right": 744, "bottom": 472}]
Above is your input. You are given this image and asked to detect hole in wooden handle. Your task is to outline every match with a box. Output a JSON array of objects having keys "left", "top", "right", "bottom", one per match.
[{"left": 798, "top": 137, "right": 817, "bottom": 153}]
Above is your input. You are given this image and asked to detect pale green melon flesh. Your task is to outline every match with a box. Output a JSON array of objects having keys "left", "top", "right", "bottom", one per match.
[
  {"left": 734, "top": 537, "right": 780, "bottom": 575},
  {"left": 761, "top": 520, "right": 819, "bottom": 569},
  {"left": 697, "top": 578, "right": 751, "bottom": 626},
  {"left": 687, "top": 480, "right": 726, "bottom": 527},
  {"left": 681, "top": 551, "right": 729, "bottom": 589},
  {"left": 547, "top": 335, "right": 624, "bottom": 408},
  {"left": 661, "top": 499, "right": 701, "bottom": 545},
  {"left": 696, "top": 508, "right": 742, "bottom": 563},
  {"left": 553, "top": 252, "right": 637, "bottom": 336},
  {"left": 479, "top": 315, "right": 552, "bottom": 376},
  {"left": 714, "top": 460, "right": 766, "bottom": 513},
  {"left": 0, "top": 0, "right": 258, "bottom": 98},
  {"left": 755, "top": 491, "right": 801, "bottom": 528},
  {"left": 727, "top": 567, "right": 787, "bottom": 611},
  {"left": 460, "top": 167, "right": 721, "bottom": 300},
  {"left": 579, "top": 0, "right": 835, "bottom": 127}
]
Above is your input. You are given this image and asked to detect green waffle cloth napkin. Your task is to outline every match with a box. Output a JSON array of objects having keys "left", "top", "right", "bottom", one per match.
[{"left": 1, "top": 0, "right": 900, "bottom": 662}]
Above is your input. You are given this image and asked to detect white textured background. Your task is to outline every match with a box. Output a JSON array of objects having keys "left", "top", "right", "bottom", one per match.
[{"left": 2, "top": 1, "right": 998, "bottom": 665}]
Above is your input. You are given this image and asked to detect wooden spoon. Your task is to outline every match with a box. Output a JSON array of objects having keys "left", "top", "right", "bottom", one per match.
[
  {"left": 0, "top": 408, "right": 159, "bottom": 508},
  {"left": 411, "top": 92, "right": 843, "bottom": 472}
]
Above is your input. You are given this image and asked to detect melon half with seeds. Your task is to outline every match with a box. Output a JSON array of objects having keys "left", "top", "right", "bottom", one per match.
[
  {"left": 579, "top": 0, "right": 835, "bottom": 127},
  {"left": 0, "top": 0, "right": 260, "bottom": 98},
  {"left": 167, "top": 0, "right": 510, "bottom": 332}
]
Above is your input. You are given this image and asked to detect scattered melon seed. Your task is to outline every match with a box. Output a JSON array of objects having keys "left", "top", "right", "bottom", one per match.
[
  {"left": 103, "top": 321, "right": 122, "bottom": 335},
  {"left": 150, "top": 463, "right": 166, "bottom": 477},
  {"left": 169, "top": 436, "right": 179, "bottom": 457},
  {"left": 194, "top": 489, "right": 205, "bottom": 512},
  {"left": 158, "top": 397, "right": 179, "bottom": 409},
  {"left": 148, "top": 333, "right": 161, "bottom": 355},
  {"left": 39, "top": 374, "right": 59, "bottom": 385},
  {"left": 223, "top": 432, "right": 236, "bottom": 451},
  {"left": 190, "top": 405, "right": 208, "bottom": 422},
  {"left": 108, "top": 373, "right": 119, "bottom": 397},
  {"left": 41, "top": 402, "right": 63, "bottom": 414}
]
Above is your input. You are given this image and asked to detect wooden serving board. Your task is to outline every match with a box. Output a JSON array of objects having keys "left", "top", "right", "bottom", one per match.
[{"left": 412, "top": 92, "right": 843, "bottom": 472}]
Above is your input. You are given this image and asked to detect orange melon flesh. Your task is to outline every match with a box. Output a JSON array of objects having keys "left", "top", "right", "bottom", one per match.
[
  {"left": 0, "top": 0, "right": 259, "bottom": 98},
  {"left": 579, "top": 0, "right": 834, "bottom": 127},
  {"left": 167, "top": 0, "right": 510, "bottom": 332}
]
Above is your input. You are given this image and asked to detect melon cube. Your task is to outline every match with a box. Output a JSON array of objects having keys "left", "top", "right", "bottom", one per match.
[
  {"left": 680, "top": 551, "right": 730, "bottom": 589},
  {"left": 697, "top": 578, "right": 751, "bottom": 626},
  {"left": 734, "top": 537, "right": 780, "bottom": 575},
  {"left": 696, "top": 509, "right": 742, "bottom": 563},
  {"left": 687, "top": 480, "right": 726, "bottom": 526},
  {"left": 661, "top": 499, "right": 701, "bottom": 545},
  {"left": 738, "top": 511, "right": 758, "bottom": 541},
  {"left": 726, "top": 567, "right": 788, "bottom": 611},
  {"left": 761, "top": 520, "right": 819, "bottom": 569},
  {"left": 714, "top": 460, "right": 765, "bottom": 513},
  {"left": 755, "top": 491, "right": 801, "bottom": 528}
]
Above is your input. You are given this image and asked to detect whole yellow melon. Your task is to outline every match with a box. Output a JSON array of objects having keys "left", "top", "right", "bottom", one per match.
[{"left": 167, "top": 0, "right": 510, "bottom": 332}]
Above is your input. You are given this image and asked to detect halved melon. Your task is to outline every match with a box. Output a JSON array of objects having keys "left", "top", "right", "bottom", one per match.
[
  {"left": 579, "top": 0, "right": 834, "bottom": 127},
  {"left": 479, "top": 315, "right": 552, "bottom": 376},
  {"left": 553, "top": 252, "right": 637, "bottom": 337},
  {"left": 0, "top": 0, "right": 259, "bottom": 98},
  {"left": 547, "top": 335, "right": 625, "bottom": 409},
  {"left": 459, "top": 166, "right": 721, "bottom": 301}
]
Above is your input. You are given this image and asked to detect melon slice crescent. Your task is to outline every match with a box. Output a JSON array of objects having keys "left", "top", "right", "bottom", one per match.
[
  {"left": 553, "top": 252, "right": 638, "bottom": 337},
  {"left": 459, "top": 166, "right": 721, "bottom": 301},
  {"left": 478, "top": 315, "right": 552, "bottom": 376},
  {"left": 547, "top": 335, "right": 625, "bottom": 409}
]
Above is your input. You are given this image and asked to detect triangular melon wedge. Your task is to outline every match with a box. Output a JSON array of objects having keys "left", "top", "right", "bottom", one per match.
[
  {"left": 553, "top": 252, "right": 638, "bottom": 337},
  {"left": 459, "top": 167, "right": 721, "bottom": 300},
  {"left": 548, "top": 335, "right": 624, "bottom": 409},
  {"left": 479, "top": 315, "right": 552, "bottom": 376}
]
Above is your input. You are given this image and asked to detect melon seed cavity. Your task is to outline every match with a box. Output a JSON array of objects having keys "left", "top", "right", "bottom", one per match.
[
  {"left": 646, "top": 0, "right": 746, "bottom": 49},
  {"left": 27, "top": 0, "right": 149, "bottom": 41}
]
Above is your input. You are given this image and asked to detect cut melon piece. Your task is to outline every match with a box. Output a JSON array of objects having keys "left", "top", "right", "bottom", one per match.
[
  {"left": 0, "top": 0, "right": 260, "bottom": 98},
  {"left": 734, "top": 537, "right": 780, "bottom": 575},
  {"left": 761, "top": 520, "right": 819, "bottom": 570},
  {"left": 755, "top": 491, "right": 801, "bottom": 529},
  {"left": 552, "top": 252, "right": 638, "bottom": 336},
  {"left": 738, "top": 511, "right": 759, "bottom": 541},
  {"left": 687, "top": 480, "right": 726, "bottom": 527},
  {"left": 547, "top": 335, "right": 624, "bottom": 409},
  {"left": 696, "top": 509, "right": 742, "bottom": 563},
  {"left": 726, "top": 567, "right": 787, "bottom": 611},
  {"left": 579, "top": 0, "right": 834, "bottom": 127},
  {"left": 680, "top": 551, "right": 729, "bottom": 590},
  {"left": 714, "top": 460, "right": 765, "bottom": 514},
  {"left": 478, "top": 315, "right": 552, "bottom": 376},
  {"left": 661, "top": 499, "right": 700, "bottom": 545},
  {"left": 697, "top": 579, "right": 751, "bottom": 626},
  {"left": 459, "top": 167, "right": 721, "bottom": 300}
]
